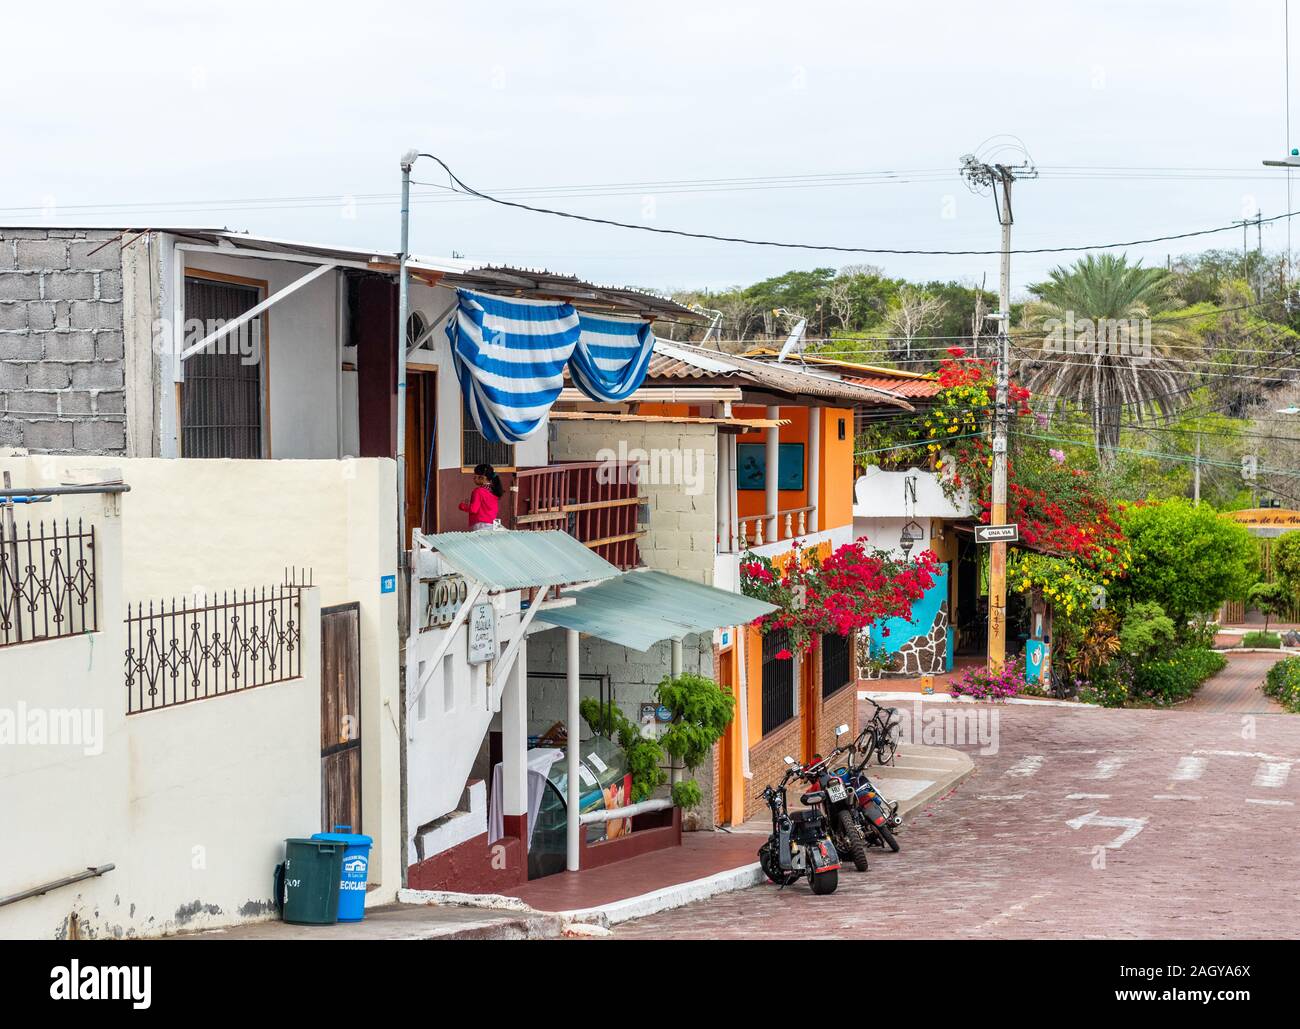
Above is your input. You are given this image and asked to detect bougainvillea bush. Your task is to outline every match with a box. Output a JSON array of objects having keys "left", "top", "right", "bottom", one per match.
[
  {"left": 740, "top": 538, "right": 940, "bottom": 657},
  {"left": 948, "top": 657, "right": 1028, "bottom": 701}
]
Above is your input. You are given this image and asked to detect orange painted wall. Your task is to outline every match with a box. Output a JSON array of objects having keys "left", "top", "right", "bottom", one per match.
[{"left": 733, "top": 405, "right": 854, "bottom": 530}]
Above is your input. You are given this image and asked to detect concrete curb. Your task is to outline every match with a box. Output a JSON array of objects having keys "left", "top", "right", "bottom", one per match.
[
  {"left": 396, "top": 888, "right": 534, "bottom": 912},
  {"left": 560, "top": 861, "right": 766, "bottom": 927},
  {"left": 858, "top": 690, "right": 1097, "bottom": 708}
]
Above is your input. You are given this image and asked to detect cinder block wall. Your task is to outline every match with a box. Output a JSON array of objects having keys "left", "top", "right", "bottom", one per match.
[
  {"left": 0, "top": 228, "right": 126, "bottom": 454},
  {"left": 550, "top": 420, "right": 718, "bottom": 584}
]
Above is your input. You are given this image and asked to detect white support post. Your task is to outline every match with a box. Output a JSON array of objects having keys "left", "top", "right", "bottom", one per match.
[
  {"left": 807, "top": 406, "right": 821, "bottom": 533},
  {"left": 765, "top": 406, "right": 780, "bottom": 542},
  {"left": 565, "top": 628, "right": 581, "bottom": 872},
  {"left": 501, "top": 634, "right": 529, "bottom": 836}
]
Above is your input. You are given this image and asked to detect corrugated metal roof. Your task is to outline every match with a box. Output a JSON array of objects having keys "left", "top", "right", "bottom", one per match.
[
  {"left": 740, "top": 346, "right": 939, "bottom": 383},
  {"left": 421, "top": 529, "right": 620, "bottom": 590},
  {"left": 535, "top": 570, "right": 776, "bottom": 651},
  {"left": 646, "top": 341, "right": 914, "bottom": 408}
]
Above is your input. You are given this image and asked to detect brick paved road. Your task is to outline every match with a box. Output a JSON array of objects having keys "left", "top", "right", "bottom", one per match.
[
  {"left": 616, "top": 702, "right": 1300, "bottom": 938},
  {"left": 1179, "top": 652, "right": 1287, "bottom": 714}
]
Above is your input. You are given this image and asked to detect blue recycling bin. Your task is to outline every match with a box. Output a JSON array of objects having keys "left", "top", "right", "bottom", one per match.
[{"left": 311, "top": 826, "right": 373, "bottom": 921}]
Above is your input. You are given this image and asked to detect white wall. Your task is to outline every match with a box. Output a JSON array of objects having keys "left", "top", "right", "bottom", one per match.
[
  {"left": 0, "top": 485, "right": 323, "bottom": 939},
  {"left": 854, "top": 466, "right": 973, "bottom": 520},
  {"left": 0, "top": 455, "right": 403, "bottom": 906},
  {"left": 177, "top": 250, "right": 344, "bottom": 460}
]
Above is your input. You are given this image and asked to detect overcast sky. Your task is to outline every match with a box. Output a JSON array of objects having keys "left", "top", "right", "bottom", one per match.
[{"left": 5, "top": 1, "right": 1297, "bottom": 299}]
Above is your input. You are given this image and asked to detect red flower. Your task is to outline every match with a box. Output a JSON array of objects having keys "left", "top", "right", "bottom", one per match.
[{"left": 775, "top": 648, "right": 792, "bottom": 661}]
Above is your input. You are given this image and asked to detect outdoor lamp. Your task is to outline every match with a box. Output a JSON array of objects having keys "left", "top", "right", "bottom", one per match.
[{"left": 899, "top": 519, "right": 923, "bottom": 558}]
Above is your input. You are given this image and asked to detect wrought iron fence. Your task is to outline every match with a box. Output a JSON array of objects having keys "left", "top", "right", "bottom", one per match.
[
  {"left": 0, "top": 518, "right": 97, "bottom": 648},
  {"left": 124, "top": 584, "right": 304, "bottom": 714}
]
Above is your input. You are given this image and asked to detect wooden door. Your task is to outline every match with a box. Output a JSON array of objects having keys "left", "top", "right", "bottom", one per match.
[
  {"left": 716, "top": 646, "right": 735, "bottom": 825},
  {"left": 801, "top": 640, "right": 819, "bottom": 763},
  {"left": 404, "top": 371, "right": 438, "bottom": 538},
  {"left": 321, "top": 603, "right": 362, "bottom": 833}
]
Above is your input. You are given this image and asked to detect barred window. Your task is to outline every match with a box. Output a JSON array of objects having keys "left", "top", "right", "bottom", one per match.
[
  {"left": 181, "top": 276, "right": 263, "bottom": 459},
  {"left": 761, "top": 629, "right": 795, "bottom": 734},
  {"left": 821, "top": 632, "right": 851, "bottom": 698}
]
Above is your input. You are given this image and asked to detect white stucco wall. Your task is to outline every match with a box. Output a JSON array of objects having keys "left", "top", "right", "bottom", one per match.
[
  {"left": 0, "top": 486, "right": 324, "bottom": 939},
  {"left": 0, "top": 455, "right": 402, "bottom": 909},
  {"left": 853, "top": 466, "right": 973, "bottom": 520}
]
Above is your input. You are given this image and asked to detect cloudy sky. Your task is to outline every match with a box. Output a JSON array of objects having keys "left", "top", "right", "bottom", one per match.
[{"left": 4, "top": 1, "right": 1297, "bottom": 298}]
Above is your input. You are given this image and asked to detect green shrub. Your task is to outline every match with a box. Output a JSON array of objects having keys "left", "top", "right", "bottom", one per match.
[
  {"left": 1130, "top": 646, "right": 1226, "bottom": 705},
  {"left": 1241, "top": 630, "right": 1282, "bottom": 649},
  {"left": 579, "top": 698, "right": 666, "bottom": 803},
  {"left": 655, "top": 672, "right": 735, "bottom": 810},
  {"left": 1118, "top": 601, "right": 1176, "bottom": 660},
  {"left": 1263, "top": 657, "right": 1300, "bottom": 712}
]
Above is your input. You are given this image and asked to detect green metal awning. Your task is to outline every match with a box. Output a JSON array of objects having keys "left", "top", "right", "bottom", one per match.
[
  {"left": 533, "top": 569, "right": 777, "bottom": 651},
  {"left": 419, "top": 529, "right": 620, "bottom": 590}
]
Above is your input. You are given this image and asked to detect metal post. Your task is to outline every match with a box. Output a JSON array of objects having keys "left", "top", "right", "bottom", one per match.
[
  {"left": 1193, "top": 434, "right": 1202, "bottom": 505},
  {"left": 565, "top": 628, "right": 581, "bottom": 872},
  {"left": 765, "top": 406, "right": 780, "bottom": 541},
  {"left": 501, "top": 634, "right": 528, "bottom": 838}
]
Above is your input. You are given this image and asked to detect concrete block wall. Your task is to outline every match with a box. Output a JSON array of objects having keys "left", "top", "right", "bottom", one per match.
[
  {"left": 550, "top": 420, "right": 719, "bottom": 585},
  {"left": 0, "top": 228, "right": 126, "bottom": 454}
]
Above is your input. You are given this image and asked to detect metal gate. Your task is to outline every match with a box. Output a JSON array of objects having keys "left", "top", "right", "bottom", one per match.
[{"left": 320, "top": 602, "right": 362, "bottom": 832}]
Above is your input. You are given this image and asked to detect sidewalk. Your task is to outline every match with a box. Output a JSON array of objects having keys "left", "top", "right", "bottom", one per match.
[{"left": 183, "top": 743, "right": 973, "bottom": 938}]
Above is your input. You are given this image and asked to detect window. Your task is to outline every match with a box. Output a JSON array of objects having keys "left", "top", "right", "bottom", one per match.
[
  {"left": 821, "top": 632, "right": 851, "bottom": 698},
  {"left": 761, "top": 629, "right": 795, "bottom": 734},
  {"left": 181, "top": 275, "right": 264, "bottom": 459},
  {"left": 461, "top": 399, "right": 515, "bottom": 470}
]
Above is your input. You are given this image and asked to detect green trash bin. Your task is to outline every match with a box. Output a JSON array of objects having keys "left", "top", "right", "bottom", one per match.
[{"left": 277, "top": 838, "right": 345, "bottom": 925}]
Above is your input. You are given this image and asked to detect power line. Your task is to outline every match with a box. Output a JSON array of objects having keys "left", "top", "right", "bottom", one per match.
[{"left": 416, "top": 153, "right": 1300, "bottom": 258}]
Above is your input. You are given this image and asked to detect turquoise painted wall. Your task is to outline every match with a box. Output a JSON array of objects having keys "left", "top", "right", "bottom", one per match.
[{"left": 867, "top": 562, "right": 949, "bottom": 657}]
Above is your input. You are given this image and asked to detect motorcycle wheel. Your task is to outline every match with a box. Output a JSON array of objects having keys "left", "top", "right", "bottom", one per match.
[
  {"left": 758, "top": 842, "right": 797, "bottom": 886},
  {"left": 836, "top": 811, "right": 870, "bottom": 872},
  {"left": 809, "top": 867, "right": 839, "bottom": 895},
  {"left": 873, "top": 822, "right": 901, "bottom": 853}
]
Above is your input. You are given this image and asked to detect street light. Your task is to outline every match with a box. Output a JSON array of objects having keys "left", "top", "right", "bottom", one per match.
[{"left": 899, "top": 519, "right": 923, "bottom": 558}]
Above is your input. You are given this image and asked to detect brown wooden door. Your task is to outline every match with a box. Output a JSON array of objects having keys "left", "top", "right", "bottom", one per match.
[
  {"left": 321, "top": 603, "right": 362, "bottom": 833},
  {"left": 404, "top": 370, "right": 438, "bottom": 538},
  {"left": 801, "top": 641, "right": 819, "bottom": 764}
]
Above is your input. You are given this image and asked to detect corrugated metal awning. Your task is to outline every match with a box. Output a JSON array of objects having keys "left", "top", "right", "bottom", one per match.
[
  {"left": 419, "top": 529, "right": 620, "bottom": 590},
  {"left": 534, "top": 570, "right": 776, "bottom": 651}
]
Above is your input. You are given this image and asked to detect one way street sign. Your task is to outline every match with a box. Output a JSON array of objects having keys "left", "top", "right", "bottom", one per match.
[{"left": 975, "top": 523, "right": 1019, "bottom": 544}]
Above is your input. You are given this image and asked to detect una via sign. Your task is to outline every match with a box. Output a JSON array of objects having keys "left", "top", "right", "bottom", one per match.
[
  {"left": 467, "top": 602, "right": 497, "bottom": 665},
  {"left": 975, "top": 523, "right": 1019, "bottom": 544}
]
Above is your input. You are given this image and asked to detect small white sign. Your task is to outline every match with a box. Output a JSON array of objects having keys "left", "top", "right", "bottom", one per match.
[
  {"left": 975, "top": 523, "right": 1019, "bottom": 544},
  {"left": 467, "top": 602, "right": 497, "bottom": 665}
]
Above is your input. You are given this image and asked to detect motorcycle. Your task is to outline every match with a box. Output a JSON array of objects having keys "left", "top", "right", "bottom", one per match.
[
  {"left": 757, "top": 755, "right": 841, "bottom": 895},
  {"left": 799, "top": 726, "right": 870, "bottom": 872},
  {"left": 836, "top": 725, "right": 902, "bottom": 852}
]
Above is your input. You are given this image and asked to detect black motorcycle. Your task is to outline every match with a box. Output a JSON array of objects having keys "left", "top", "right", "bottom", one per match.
[
  {"left": 799, "top": 726, "right": 870, "bottom": 872},
  {"left": 838, "top": 725, "right": 902, "bottom": 852},
  {"left": 757, "top": 756, "right": 841, "bottom": 895}
]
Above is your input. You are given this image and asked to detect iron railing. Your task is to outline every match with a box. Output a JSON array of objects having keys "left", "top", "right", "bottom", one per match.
[
  {"left": 124, "top": 584, "right": 304, "bottom": 714},
  {"left": 0, "top": 518, "right": 97, "bottom": 648},
  {"left": 761, "top": 628, "right": 795, "bottom": 734},
  {"left": 515, "top": 461, "right": 643, "bottom": 570},
  {"left": 821, "top": 632, "right": 851, "bottom": 698}
]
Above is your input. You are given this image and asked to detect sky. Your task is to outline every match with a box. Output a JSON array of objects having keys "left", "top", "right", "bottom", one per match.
[{"left": 4, "top": 1, "right": 1298, "bottom": 301}]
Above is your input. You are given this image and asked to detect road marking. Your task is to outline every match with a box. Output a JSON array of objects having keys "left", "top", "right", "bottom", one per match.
[
  {"left": 1066, "top": 810, "right": 1148, "bottom": 849},
  {"left": 1088, "top": 758, "right": 1125, "bottom": 780},
  {"left": 1067, "top": 792, "right": 1111, "bottom": 800},
  {"left": 1194, "top": 748, "right": 1294, "bottom": 762},
  {"left": 979, "top": 794, "right": 1025, "bottom": 800},
  {"left": 1245, "top": 798, "right": 1295, "bottom": 806},
  {"left": 975, "top": 891, "right": 1051, "bottom": 931},
  {"left": 1005, "top": 755, "right": 1044, "bottom": 778},
  {"left": 1153, "top": 794, "right": 1203, "bottom": 801},
  {"left": 1171, "top": 756, "right": 1207, "bottom": 781},
  {"left": 1253, "top": 762, "right": 1292, "bottom": 789}
]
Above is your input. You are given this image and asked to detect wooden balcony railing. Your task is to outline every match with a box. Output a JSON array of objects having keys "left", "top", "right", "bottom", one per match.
[{"left": 515, "top": 462, "right": 644, "bottom": 570}]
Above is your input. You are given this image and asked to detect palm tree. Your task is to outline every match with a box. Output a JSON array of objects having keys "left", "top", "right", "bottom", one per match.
[{"left": 1018, "top": 254, "right": 1192, "bottom": 467}]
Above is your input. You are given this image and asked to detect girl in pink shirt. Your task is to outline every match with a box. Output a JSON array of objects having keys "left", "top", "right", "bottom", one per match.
[{"left": 460, "top": 463, "right": 503, "bottom": 530}]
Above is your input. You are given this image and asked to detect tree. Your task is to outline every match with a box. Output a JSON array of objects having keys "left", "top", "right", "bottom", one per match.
[
  {"left": 884, "top": 286, "right": 946, "bottom": 367},
  {"left": 1273, "top": 530, "right": 1300, "bottom": 600},
  {"left": 655, "top": 673, "right": 735, "bottom": 810},
  {"left": 1112, "top": 499, "right": 1255, "bottom": 630},
  {"left": 1019, "top": 254, "right": 1196, "bottom": 468},
  {"left": 1247, "top": 580, "right": 1289, "bottom": 634}
]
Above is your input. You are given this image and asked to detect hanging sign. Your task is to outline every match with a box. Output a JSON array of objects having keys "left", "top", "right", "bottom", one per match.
[
  {"left": 467, "top": 602, "right": 497, "bottom": 665},
  {"left": 975, "top": 523, "right": 1019, "bottom": 544}
]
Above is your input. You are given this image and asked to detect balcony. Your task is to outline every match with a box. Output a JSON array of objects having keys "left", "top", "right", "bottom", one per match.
[{"left": 514, "top": 461, "right": 644, "bottom": 570}]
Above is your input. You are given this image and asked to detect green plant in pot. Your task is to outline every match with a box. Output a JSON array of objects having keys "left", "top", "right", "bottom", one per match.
[{"left": 655, "top": 671, "right": 735, "bottom": 812}]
